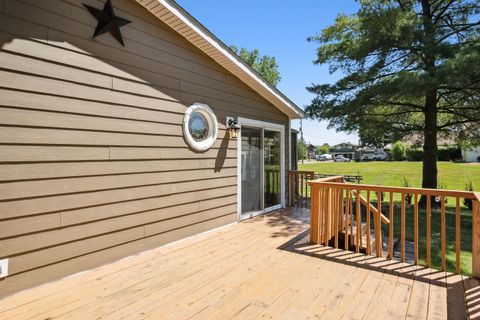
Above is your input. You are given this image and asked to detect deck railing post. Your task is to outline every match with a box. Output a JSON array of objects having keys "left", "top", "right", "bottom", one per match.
[{"left": 473, "top": 196, "right": 480, "bottom": 277}]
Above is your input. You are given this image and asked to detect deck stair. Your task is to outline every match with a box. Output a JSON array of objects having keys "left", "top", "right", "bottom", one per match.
[{"left": 329, "top": 220, "right": 384, "bottom": 255}]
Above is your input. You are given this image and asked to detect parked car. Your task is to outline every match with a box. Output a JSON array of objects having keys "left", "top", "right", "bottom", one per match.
[
  {"left": 316, "top": 154, "right": 333, "bottom": 161},
  {"left": 334, "top": 155, "right": 351, "bottom": 162},
  {"left": 362, "top": 150, "right": 388, "bottom": 161}
]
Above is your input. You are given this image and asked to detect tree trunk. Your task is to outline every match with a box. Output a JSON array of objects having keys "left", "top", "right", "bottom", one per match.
[
  {"left": 419, "top": 0, "right": 438, "bottom": 207},
  {"left": 422, "top": 90, "right": 438, "bottom": 190},
  {"left": 419, "top": 89, "right": 438, "bottom": 207}
]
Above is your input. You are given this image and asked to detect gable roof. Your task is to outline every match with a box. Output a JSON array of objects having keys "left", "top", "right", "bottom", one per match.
[{"left": 136, "top": 0, "right": 304, "bottom": 119}]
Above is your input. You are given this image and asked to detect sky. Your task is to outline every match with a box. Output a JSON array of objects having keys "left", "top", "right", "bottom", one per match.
[{"left": 176, "top": 0, "right": 360, "bottom": 146}]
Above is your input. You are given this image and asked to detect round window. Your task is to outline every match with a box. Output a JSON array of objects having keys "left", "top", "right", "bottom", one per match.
[
  {"left": 183, "top": 103, "right": 218, "bottom": 151},
  {"left": 188, "top": 112, "right": 208, "bottom": 141}
]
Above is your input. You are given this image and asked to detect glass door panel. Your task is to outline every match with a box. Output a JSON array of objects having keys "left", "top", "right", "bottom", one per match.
[
  {"left": 241, "top": 127, "right": 262, "bottom": 214},
  {"left": 264, "top": 130, "right": 281, "bottom": 208}
]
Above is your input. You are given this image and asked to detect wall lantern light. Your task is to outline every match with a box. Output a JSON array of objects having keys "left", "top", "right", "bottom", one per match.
[{"left": 226, "top": 116, "right": 240, "bottom": 139}]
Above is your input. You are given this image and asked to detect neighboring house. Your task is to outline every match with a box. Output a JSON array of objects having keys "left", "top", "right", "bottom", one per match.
[
  {"left": 307, "top": 144, "right": 316, "bottom": 159},
  {"left": 462, "top": 147, "right": 480, "bottom": 162},
  {"left": 331, "top": 142, "right": 359, "bottom": 160},
  {"left": 0, "top": 0, "right": 303, "bottom": 297}
]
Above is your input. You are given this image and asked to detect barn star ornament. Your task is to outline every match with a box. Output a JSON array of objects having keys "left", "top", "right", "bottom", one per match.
[{"left": 83, "top": 0, "right": 131, "bottom": 46}]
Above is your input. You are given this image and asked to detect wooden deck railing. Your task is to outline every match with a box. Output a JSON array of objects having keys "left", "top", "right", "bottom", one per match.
[
  {"left": 288, "top": 170, "right": 315, "bottom": 208},
  {"left": 308, "top": 179, "right": 480, "bottom": 277}
]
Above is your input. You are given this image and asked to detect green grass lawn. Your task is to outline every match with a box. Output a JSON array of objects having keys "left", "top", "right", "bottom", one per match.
[
  {"left": 298, "top": 161, "right": 480, "bottom": 191},
  {"left": 384, "top": 203, "right": 472, "bottom": 275},
  {"left": 298, "top": 161, "right": 480, "bottom": 275}
]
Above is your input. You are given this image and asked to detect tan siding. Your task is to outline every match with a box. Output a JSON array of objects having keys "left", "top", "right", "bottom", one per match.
[
  {"left": 0, "top": 213, "right": 61, "bottom": 239},
  {"left": 0, "top": 0, "right": 290, "bottom": 297},
  {"left": 0, "top": 177, "right": 237, "bottom": 219},
  {"left": 0, "top": 159, "right": 236, "bottom": 181},
  {"left": 0, "top": 126, "right": 233, "bottom": 148},
  {"left": 0, "top": 145, "right": 110, "bottom": 162},
  {"left": 0, "top": 213, "right": 235, "bottom": 298},
  {"left": 0, "top": 168, "right": 237, "bottom": 201},
  {"left": 0, "top": 88, "right": 184, "bottom": 124}
]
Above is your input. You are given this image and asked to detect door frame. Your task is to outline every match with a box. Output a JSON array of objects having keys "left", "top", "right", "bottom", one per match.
[{"left": 236, "top": 117, "right": 285, "bottom": 221}]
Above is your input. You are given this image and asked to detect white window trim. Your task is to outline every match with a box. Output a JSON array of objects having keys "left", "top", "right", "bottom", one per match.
[
  {"left": 183, "top": 103, "right": 218, "bottom": 151},
  {"left": 236, "top": 117, "right": 285, "bottom": 221}
]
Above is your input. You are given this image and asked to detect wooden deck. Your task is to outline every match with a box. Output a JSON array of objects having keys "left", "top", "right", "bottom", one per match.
[{"left": 0, "top": 207, "right": 477, "bottom": 319}]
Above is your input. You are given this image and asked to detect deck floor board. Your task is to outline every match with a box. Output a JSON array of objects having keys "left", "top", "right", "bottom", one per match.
[{"left": 0, "top": 207, "right": 471, "bottom": 319}]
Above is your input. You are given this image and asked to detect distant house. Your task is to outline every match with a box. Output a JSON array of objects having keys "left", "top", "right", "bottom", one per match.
[
  {"left": 307, "top": 144, "right": 316, "bottom": 159},
  {"left": 462, "top": 147, "right": 480, "bottom": 163},
  {"left": 331, "top": 142, "right": 359, "bottom": 160}
]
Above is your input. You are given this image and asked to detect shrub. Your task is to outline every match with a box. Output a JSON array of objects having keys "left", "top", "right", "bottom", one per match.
[
  {"left": 437, "top": 147, "right": 462, "bottom": 161},
  {"left": 392, "top": 141, "right": 407, "bottom": 161},
  {"left": 405, "top": 146, "right": 462, "bottom": 162},
  {"left": 406, "top": 148, "right": 423, "bottom": 161}
]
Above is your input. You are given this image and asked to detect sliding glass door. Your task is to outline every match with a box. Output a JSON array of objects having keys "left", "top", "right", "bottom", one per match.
[
  {"left": 239, "top": 121, "right": 284, "bottom": 220},
  {"left": 241, "top": 127, "right": 262, "bottom": 214},
  {"left": 264, "top": 130, "right": 281, "bottom": 208}
]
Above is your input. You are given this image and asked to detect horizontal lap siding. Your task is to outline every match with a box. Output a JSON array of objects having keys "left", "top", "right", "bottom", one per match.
[{"left": 0, "top": 0, "right": 290, "bottom": 297}]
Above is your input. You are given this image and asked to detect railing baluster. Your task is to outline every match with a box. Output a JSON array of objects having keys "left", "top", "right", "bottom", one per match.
[
  {"left": 345, "top": 189, "right": 350, "bottom": 251},
  {"left": 401, "top": 192, "right": 405, "bottom": 263},
  {"left": 456, "top": 197, "right": 461, "bottom": 274},
  {"left": 310, "top": 184, "right": 318, "bottom": 243},
  {"left": 427, "top": 195, "right": 431, "bottom": 267},
  {"left": 300, "top": 173, "right": 304, "bottom": 208},
  {"left": 473, "top": 198, "right": 480, "bottom": 277},
  {"left": 356, "top": 191, "right": 361, "bottom": 253},
  {"left": 366, "top": 190, "right": 371, "bottom": 255},
  {"left": 414, "top": 193, "right": 418, "bottom": 265},
  {"left": 335, "top": 188, "right": 339, "bottom": 248},
  {"left": 332, "top": 188, "right": 338, "bottom": 246},
  {"left": 376, "top": 191, "right": 382, "bottom": 258},
  {"left": 294, "top": 172, "right": 298, "bottom": 207},
  {"left": 350, "top": 192, "right": 354, "bottom": 240},
  {"left": 441, "top": 196, "right": 446, "bottom": 271},
  {"left": 318, "top": 187, "right": 324, "bottom": 244},
  {"left": 324, "top": 188, "right": 330, "bottom": 244},
  {"left": 389, "top": 191, "right": 393, "bottom": 259}
]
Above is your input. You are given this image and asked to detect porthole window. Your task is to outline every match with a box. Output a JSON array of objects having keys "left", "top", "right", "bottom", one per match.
[{"left": 183, "top": 103, "right": 218, "bottom": 151}]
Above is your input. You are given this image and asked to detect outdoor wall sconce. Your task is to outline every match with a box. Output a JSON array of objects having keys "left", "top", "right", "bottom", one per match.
[{"left": 226, "top": 116, "right": 240, "bottom": 139}]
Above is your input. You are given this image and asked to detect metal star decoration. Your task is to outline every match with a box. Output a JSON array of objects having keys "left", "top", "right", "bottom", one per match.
[{"left": 83, "top": 0, "right": 131, "bottom": 46}]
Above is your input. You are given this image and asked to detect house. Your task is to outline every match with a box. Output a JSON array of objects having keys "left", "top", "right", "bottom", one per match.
[
  {"left": 1, "top": 2, "right": 478, "bottom": 318},
  {"left": 0, "top": 0, "right": 303, "bottom": 297},
  {"left": 462, "top": 147, "right": 480, "bottom": 162},
  {"left": 307, "top": 144, "right": 316, "bottom": 159},
  {"left": 331, "top": 142, "right": 359, "bottom": 160}
]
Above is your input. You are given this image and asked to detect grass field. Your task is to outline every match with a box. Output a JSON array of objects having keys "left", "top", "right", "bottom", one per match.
[
  {"left": 298, "top": 161, "right": 480, "bottom": 192},
  {"left": 298, "top": 161, "right": 480, "bottom": 275}
]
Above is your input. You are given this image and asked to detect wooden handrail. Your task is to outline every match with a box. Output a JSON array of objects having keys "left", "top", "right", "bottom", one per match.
[
  {"left": 308, "top": 179, "right": 480, "bottom": 277},
  {"left": 311, "top": 175, "right": 345, "bottom": 183},
  {"left": 308, "top": 181, "right": 477, "bottom": 199},
  {"left": 352, "top": 190, "right": 390, "bottom": 225}
]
